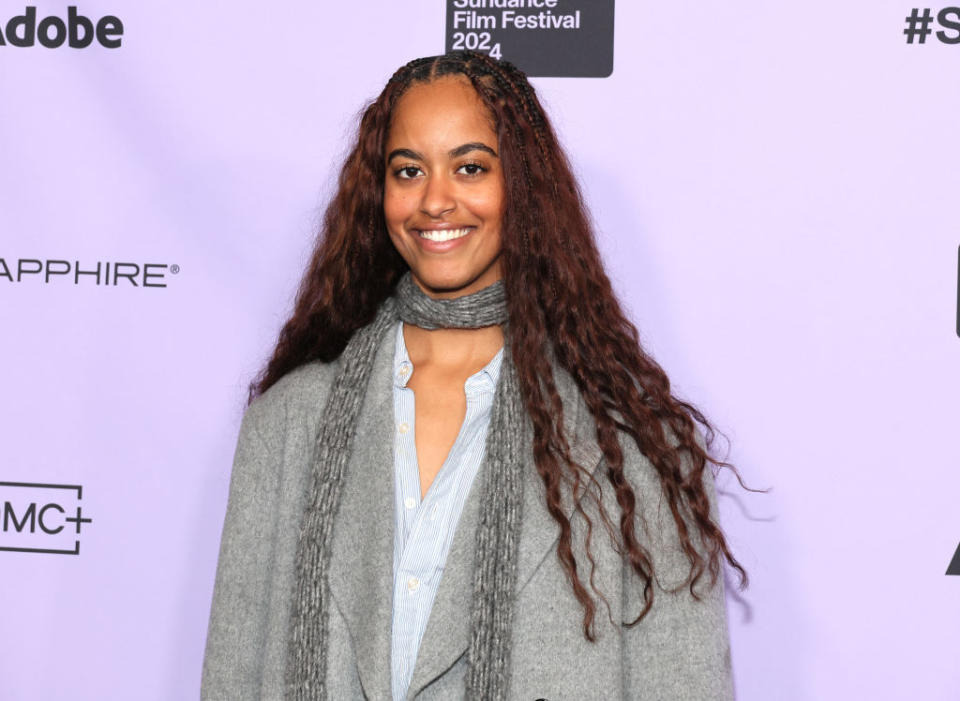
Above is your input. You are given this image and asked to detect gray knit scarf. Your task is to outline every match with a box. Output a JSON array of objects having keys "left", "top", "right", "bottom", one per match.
[{"left": 285, "top": 271, "right": 526, "bottom": 700}]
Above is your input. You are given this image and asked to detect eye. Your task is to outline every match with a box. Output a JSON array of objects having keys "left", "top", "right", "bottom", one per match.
[
  {"left": 456, "top": 162, "right": 486, "bottom": 176},
  {"left": 395, "top": 165, "right": 423, "bottom": 180}
]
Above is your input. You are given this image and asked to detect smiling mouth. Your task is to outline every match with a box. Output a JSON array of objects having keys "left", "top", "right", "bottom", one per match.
[{"left": 417, "top": 227, "right": 473, "bottom": 242}]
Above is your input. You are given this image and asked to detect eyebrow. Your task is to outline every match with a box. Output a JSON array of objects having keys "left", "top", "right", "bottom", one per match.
[{"left": 386, "top": 142, "right": 498, "bottom": 163}]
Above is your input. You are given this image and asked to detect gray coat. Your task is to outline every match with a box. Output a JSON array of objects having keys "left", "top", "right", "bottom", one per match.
[{"left": 201, "top": 326, "right": 735, "bottom": 700}]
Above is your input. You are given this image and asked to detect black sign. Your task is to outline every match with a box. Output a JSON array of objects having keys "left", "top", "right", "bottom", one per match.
[
  {"left": 948, "top": 542, "right": 960, "bottom": 575},
  {"left": 445, "top": 0, "right": 615, "bottom": 78}
]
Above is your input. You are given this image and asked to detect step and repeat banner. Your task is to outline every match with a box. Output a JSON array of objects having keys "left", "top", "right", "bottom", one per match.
[{"left": 2, "top": 1, "right": 958, "bottom": 699}]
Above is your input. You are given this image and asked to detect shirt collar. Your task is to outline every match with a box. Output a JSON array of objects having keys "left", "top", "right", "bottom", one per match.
[{"left": 393, "top": 321, "right": 414, "bottom": 388}]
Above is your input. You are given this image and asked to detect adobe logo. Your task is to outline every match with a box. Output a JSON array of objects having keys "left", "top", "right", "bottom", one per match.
[{"left": 0, "top": 6, "right": 123, "bottom": 49}]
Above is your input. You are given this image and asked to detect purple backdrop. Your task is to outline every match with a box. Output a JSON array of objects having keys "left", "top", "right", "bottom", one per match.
[{"left": 2, "top": 1, "right": 958, "bottom": 699}]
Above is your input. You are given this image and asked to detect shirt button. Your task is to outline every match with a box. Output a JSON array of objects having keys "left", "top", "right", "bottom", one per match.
[
  {"left": 404, "top": 497, "right": 416, "bottom": 509},
  {"left": 398, "top": 422, "right": 410, "bottom": 434},
  {"left": 407, "top": 576, "right": 420, "bottom": 593},
  {"left": 430, "top": 504, "right": 439, "bottom": 521},
  {"left": 399, "top": 363, "right": 411, "bottom": 376}
]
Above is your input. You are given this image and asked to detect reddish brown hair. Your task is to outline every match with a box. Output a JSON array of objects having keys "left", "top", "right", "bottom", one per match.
[{"left": 252, "top": 51, "right": 747, "bottom": 639}]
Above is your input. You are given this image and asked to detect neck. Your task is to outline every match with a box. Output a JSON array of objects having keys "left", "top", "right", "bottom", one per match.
[
  {"left": 402, "top": 323, "right": 504, "bottom": 371},
  {"left": 392, "top": 269, "right": 509, "bottom": 372}
]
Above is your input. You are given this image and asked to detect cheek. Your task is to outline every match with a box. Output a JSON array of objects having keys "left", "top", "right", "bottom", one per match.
[
  {"left": 467, "top": 182, "right": 506, "bottom": 225},
  {"left": 382, "top": 186, "right": 411, "bottom": 231}
]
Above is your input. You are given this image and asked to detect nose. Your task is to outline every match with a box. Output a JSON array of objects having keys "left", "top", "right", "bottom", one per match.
[{"left": 419, "top": 173, "right": 455, "bottom": 219}]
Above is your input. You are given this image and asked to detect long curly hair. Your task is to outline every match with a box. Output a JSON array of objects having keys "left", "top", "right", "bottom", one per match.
[{"left": 251, "top": 51, "right": 747, "bottom": 639}]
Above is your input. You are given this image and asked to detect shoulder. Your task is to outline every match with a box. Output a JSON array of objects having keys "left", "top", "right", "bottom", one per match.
[{"left": 240, "top": 358, "right": 343, "bottom": 443}]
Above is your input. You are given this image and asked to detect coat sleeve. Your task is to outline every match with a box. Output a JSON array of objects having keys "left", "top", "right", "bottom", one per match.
[
  {"left": 621, "top": 428, "right": 735, "bottom": 701},
  {"left": 201, "top": 399, "right": 285, "bottom": 701}
]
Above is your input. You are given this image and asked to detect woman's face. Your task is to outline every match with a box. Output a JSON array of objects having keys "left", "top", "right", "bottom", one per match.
[{"left": 383, "top": 75, "right": 506, "bottom": 299}]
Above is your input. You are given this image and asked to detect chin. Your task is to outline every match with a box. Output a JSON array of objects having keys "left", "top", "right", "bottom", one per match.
[{"left": 408, "top": 265, "right": 497, "bottom": 298}]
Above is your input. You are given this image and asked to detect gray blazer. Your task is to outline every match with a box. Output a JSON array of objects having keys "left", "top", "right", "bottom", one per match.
[{"left": 201, "top": 326, "right": 734, "bottom": 700}]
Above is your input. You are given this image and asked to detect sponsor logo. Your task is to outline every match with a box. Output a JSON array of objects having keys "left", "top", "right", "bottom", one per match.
[
  {"left": 0, "top": 6, "right": 123, "bottom": 49},
  {"left": 0, "top": 258, "right": 179, "bottom": 287},
  {"left": 1, "top": 482, "right": 92, "bottom": 555}
]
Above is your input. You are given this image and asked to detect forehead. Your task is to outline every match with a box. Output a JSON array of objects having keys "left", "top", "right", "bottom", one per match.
[{"left": 386, "top": 76, "right": 496, "bottom": 149}]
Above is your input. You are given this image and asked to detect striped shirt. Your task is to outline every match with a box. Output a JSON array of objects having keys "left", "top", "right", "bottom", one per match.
[{"left": 389, "top": 320, "right": 504, "bottom": 701}]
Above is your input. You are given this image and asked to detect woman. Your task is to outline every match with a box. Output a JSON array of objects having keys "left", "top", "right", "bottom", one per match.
[{"left": 202, "top": 51, "right": 745, "bottom": 700}]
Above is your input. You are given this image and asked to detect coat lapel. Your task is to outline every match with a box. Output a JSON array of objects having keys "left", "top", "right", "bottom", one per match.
[
  {"left": 406, "top": 365, "right": 604, "bottom": 698},
  {"left": 327, "top": 327, "right": 398, "bottom": 701}
]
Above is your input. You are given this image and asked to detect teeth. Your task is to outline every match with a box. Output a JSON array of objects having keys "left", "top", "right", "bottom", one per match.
[{"left": 419, "top": 227, "right": 470, "bottom": 242}]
